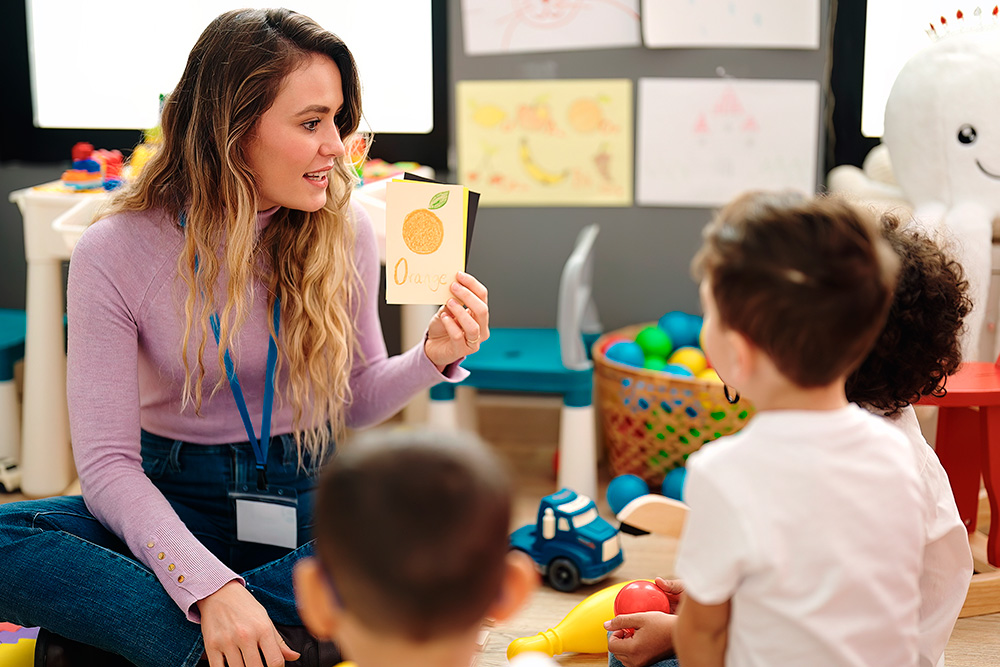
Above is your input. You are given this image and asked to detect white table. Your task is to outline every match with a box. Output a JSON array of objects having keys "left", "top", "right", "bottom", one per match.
[{"left": 8, "top": 179, "right": 434, "bottom": 497}]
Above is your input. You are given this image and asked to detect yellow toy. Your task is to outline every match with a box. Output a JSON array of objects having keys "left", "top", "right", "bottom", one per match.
[
  {"left": 0, "top": 637, "right": 35, "bottom": 667},
  {"left": 507, "top": 579, "right": 652, "bottom": 659}
]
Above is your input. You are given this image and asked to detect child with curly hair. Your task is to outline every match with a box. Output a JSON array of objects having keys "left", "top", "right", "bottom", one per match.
[{"left": 845, "top": 214, "right": 974, "bottom": 667}]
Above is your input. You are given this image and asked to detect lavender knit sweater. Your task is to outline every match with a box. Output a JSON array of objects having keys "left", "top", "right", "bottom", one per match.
[{"left": 66, "top": 202, "right": 463, "bottom": 619}]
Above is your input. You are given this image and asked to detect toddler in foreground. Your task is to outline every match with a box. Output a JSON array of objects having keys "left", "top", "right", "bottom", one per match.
[{"left": 294, "top": 427, "right": 550, "bottom": 667}]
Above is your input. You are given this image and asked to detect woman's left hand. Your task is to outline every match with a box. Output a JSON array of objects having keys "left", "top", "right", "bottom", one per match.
[{"left": 424, "top": 272, "right": 489, "bottom": 371}]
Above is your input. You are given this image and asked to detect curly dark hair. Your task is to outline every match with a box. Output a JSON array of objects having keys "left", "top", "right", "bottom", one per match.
[{"left": 845, "top": 214, "right": 971, "bottom": 415}]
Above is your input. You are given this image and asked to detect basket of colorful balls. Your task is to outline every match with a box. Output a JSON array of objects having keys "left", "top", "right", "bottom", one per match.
[{"left": 592, "top": 311, "right": 754, "bottom": 489}]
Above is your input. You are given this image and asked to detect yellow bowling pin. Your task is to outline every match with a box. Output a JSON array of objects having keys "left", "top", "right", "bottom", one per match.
[{"left": 507, "top": 580, "right": 652, "bottom": 659}]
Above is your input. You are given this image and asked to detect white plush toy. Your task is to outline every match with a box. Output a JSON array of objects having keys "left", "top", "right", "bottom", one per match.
[{"left": 829, "top": 17, "right": 1000, "bottom": 361}]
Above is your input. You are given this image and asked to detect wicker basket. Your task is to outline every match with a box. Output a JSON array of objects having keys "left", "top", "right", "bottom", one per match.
[{"left": 594, "top": 324, "right": 754, "bottom": 488}]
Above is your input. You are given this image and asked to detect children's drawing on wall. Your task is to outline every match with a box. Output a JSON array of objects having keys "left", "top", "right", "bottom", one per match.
[
  {"left": 461, "top": 0, "right": 640, "bottom": 55},
  {"left": 641, "top": 0, "right": 819, "bottom": 49},
  {"left": 458, "top": 79, "right": 633, "bottom": 207},
  {"left": 636, "top": 78, "right": 820, "bottom": 208}
]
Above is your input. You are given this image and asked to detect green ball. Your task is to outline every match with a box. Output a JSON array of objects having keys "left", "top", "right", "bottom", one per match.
[
  {"left": 635, "top": 325, "right": 673, "bottom": 359},
  {"left": 643, "top": 355, "right": 667, "bottom": 371}
]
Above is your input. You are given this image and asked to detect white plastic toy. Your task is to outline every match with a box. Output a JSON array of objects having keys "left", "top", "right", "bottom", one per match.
[{"left": 829, "top": 12, "right": 1000, "bottom": 360}]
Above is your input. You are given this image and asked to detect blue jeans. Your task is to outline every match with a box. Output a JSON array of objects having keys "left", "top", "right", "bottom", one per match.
[
  {"left": 609, "top": 655, "right": 680, "bottom": 667},
  {"left": 0, "top": 430, "right": 326, "bottom": 667}
]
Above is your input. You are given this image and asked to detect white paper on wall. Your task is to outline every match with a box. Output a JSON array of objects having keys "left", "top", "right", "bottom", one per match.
[
  {"left": 641, "top": 0, "right": 820, "bottom": 49},
  {"left": 636, "top": 78, "right": 820, "bottom": 208},
  {"left": 461, "top": 0, "right": 640, "bottom": 56}
]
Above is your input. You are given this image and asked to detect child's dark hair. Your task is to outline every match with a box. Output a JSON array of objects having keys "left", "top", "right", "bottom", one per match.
[
  {"left": 692, "top": 191, "right": 899, "bottom": 387},
  {"left": 845, "top": 214, "right": 971, "bottom": 415},
  {"left": 312, "top": 428, "right": 512, "bottom": 642}
]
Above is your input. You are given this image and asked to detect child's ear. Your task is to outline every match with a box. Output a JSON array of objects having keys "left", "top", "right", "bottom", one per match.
[
  {"left": 487, "top": 550, "right": 539, "bottom": 622},
  {"left": 724, "top": 329, "right": 756, "bottom": 385},
  {"left": 294, "top": 557, "right": 343, "bottom": 640}
]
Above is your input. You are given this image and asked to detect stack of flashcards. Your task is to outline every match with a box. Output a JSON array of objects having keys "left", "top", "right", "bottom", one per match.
[{"left": 385, "top": 173, "right": 479, "bottom": 305}]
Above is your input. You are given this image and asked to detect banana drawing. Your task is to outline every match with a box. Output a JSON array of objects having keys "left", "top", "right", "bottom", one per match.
[{"left": 519, "top": 139, "right": 568, "bottom": 185}]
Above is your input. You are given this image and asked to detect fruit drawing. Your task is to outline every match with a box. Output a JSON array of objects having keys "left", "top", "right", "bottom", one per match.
[
  {"left": 519, "top": 139, "right": 568, "bottom": 185},
  {"left": 470, "top": 101, "right": 507, "bottom": 129},
  {"left": 402, "top": 191, "right": 447, "bottom": 255},
  {"left": 516, "top": 99, "right": 557, "bottom": 133},
  {"left": 594, "top": 143, "right": 612, "bottom": 182}
]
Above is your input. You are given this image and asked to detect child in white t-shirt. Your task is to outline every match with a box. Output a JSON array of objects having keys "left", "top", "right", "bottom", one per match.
[
  {"left": 606, "top": 207, "right": 973, "bottom": 667},
  {"left": 844, "top": 215, "right": 974, "bottom": 667},
  {"left": 673, "top": 192, "right": 924, "bottom": 666}
]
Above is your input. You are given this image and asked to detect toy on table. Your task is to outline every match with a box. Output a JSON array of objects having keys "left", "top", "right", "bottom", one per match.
[
  {"left": 510, "top": 488, "right": 623, "bottom": 593},
  {"left": 507, "top": 579, "right": 648, "bottom": 659},
  {"left": 613, "top": 580, "right": 674, "bottom": 638},
  {"left": 60, "top": 142, "right": 125, "bottom": 192}
]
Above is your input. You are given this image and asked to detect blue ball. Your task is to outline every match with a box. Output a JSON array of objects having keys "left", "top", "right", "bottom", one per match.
[
  {"left": 607, "top": 474, "right": 650, "bottom": 514},
  {"left": 605, "top": 341, "right": 646, "bottom": 368},
  {"left": 662, "top": 363, "right": 694, "bottom": 378},
  {"left": 658, "top": 311, "right": 701, "bottom": 349},
  {"left": 661, "top": 467, "right": 687, "bottom": 501},
  {"left": 684, "top": 314, "right": 704, "bottom": 347}
]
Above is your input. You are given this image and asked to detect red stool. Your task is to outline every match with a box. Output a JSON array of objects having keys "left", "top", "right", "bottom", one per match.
[{"left": 917, "top": 357, "right": 1000, "bottom": 616}]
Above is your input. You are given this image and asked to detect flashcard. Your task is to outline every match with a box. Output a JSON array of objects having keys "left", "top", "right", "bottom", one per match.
[{"left": 385, "top": 178, "right": 477, "bottom": 305}]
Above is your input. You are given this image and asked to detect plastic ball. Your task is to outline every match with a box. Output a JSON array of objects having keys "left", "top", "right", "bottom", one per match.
[
  {"left": 635, "top": 325, "right": 673, "bottom": 359},
  {"left": 605, "top": 341, "right": 646, "bottom": 368},
  {"left": 607, "top": 474, "right": 650, "bottom": 514},
  {"left": 658, "top": 311, "right": 700, "bottom": 349},
  {"left": 696, "top": 368, "right": 722, "bottom": 383},
  {"left": 662, "top": 363, "right": 694, "bottom": 378},
  {"left": 643, "top": 356, "right": 667, "bottom": 371},
  {"left": 661, "top": 467, "right": 687, "bottom": 501},
  {"left": 614, "top": 580, "right": 672, "bottom": 616},
  {"left": 598, "top": 334, "right": 631, "bottom": 357},
  {"left": 684, "top": 315, "right": 704, "bottom": 348},
  {"left": 668, "top": 347, "right": 707, "bottom": 375}
]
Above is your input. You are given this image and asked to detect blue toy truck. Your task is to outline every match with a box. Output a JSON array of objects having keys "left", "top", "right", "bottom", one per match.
[{"left": 510, "top": 488, "right": 623, "bottom": 592}]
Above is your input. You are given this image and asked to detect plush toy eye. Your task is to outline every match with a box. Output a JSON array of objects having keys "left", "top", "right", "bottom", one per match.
[{"left": 958, "top": 124, "right": 977, "bottom": 144}]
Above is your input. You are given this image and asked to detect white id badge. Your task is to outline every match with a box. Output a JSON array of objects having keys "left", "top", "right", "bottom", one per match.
[{"left": 232, "top": 489, "right": 298, "bottom": 549}]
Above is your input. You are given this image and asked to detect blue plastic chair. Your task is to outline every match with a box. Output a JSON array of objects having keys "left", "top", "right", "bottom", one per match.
[
  {"left": 430, "top": 225, "right": 601, "bottom": 500},
  {"left": 0, "top": 309, "right": 26, "bottom": 492}
]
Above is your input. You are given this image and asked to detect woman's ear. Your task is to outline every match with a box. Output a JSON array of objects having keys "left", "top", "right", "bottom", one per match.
[
  {"left": 487, "top": 550, "right": 539, "bottom": 623},
  {"left": 294, "top": 557, "right": 342, "bottom": 641}
]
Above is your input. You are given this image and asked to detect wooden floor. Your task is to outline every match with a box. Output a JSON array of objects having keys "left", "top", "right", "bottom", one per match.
[{"left": 2, "top": 399, "right": 998, "bottom": 666}]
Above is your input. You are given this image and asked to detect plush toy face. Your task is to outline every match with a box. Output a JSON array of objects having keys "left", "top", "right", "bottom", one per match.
[{"left": 883, "top": 31, "right": 1000, "bottom": 211}]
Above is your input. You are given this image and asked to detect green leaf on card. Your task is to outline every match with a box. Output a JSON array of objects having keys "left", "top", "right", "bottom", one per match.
[{"left": 428, "top": 191, "right": 449, "bottom": 210}]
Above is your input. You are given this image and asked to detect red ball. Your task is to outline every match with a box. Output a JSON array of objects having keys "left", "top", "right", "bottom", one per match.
[{"left": 614, "top": 580, "right": 672, "bottom": 616}]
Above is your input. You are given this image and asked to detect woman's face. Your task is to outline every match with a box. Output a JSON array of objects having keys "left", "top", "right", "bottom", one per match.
[{"left": 247, "top": 53, "right": 347, "bottom": 212}]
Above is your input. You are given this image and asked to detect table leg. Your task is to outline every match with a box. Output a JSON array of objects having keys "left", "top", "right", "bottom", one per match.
[
  {"left": 20, "top": 258, "right": 73, "bottom": 497},
  {"left": 982, "top": 406, "right": 1000, "bottom": 567},
  {"left": 936, "top": 406, "right": 983, "bottom": 533}
]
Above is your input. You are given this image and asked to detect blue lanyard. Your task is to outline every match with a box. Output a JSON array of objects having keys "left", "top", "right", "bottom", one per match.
[
  {"left": 210, "top": 299, "right": 280, "bottom": 491},
  {"left": 181, "top": 212, "right": 279, "bottom": 490}
]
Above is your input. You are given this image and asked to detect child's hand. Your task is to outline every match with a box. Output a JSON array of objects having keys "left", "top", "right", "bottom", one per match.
[
  {"left": 654, "top": 577, "right": 685, "bottom": 614},
  {"left": 605, "top": 611, "right": 677, "bottom": 667}
]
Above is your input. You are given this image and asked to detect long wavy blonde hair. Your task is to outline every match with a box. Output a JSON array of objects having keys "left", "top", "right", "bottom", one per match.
[{"left": 101, "top": 8, "right": 365, "bottom": 462}]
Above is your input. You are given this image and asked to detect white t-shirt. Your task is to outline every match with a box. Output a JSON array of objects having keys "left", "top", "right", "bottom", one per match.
[
  {"left": 870, "top": 405, "right": 973, "bottom": 667},
  {"left": 675, "top": 405, "right": 926, "bottom": 667}
]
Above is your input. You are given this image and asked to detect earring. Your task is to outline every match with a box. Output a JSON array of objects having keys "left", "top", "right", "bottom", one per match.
[{"left": 723, "top": 384, "right": 740, "bottom": 405}]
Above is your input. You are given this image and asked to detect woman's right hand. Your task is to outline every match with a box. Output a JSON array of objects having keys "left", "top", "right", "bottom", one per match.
[{"left": 197, "top": 581, "right": 301, "bottom": 667}]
